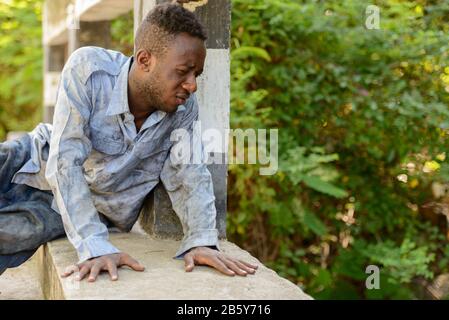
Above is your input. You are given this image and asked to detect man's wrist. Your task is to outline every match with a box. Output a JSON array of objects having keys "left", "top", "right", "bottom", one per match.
[{"left": 190, "top": 245, "right": 219, "bottom": 253}]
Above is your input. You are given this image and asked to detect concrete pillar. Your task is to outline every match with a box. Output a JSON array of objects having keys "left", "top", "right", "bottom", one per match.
[
  {"left": 42, "top": 0, "right": 71, "bottom": 123},
  {"left": 135, "top": 0, "right": 230, "bottom": 239},
  {"left": 43, "top": 44, "right": 66, "bottom": 124}
]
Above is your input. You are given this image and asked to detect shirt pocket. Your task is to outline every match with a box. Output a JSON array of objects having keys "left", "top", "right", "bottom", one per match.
[
  {"left": 90, "top": 127, "right": 125, "bottom": 155},
  {"left": 134, "top": 137, "right": 172, "bottom": 160}
]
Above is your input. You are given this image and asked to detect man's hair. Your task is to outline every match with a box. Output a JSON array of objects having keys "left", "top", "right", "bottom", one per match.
[{"left": 134, "top": 3, "right": 207, "bottom": 57}]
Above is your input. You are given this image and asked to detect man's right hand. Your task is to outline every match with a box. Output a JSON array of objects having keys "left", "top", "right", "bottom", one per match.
[{"left": 61, "top": 252, "right": 145, "bottom": 282}]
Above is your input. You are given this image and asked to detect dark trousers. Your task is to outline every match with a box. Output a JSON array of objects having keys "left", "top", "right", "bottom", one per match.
[{"left": 0, "top": 135, "right": 65, "bottom": 275}]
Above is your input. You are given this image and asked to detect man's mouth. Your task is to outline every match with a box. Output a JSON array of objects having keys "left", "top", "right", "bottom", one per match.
[{"left": 176, "top": 95, "right": 188, "bottom": 105}]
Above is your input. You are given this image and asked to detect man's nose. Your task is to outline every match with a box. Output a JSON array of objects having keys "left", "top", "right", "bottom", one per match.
[{"left": 182, "top": 74, "right": 197, "bottom": 93}]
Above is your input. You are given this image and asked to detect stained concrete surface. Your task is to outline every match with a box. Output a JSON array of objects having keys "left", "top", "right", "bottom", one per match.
[
  {"left": 39, "top": 232, "right": 312, "bottom": 300},
  {"left": 0, "top": 252, "right": 43, "bottom": 300},
  {"left": 0, "top": 231, "right": 312, "bottom": 300}
]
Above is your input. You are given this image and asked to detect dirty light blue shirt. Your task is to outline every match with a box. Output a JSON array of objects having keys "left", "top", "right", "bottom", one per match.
[{"left": 12, "top": 46, "right": 219, "bottom": 263}]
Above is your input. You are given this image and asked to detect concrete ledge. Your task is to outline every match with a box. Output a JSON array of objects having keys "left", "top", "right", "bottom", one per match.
[
  {"left": 37, "top": 233, "right": 312, "bottom": 300},
  {"left": 0, "top": 252, "right": 43, "bottom": 300}
]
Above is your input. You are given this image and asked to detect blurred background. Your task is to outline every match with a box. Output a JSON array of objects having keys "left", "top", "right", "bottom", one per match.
[{"left": 1, "top": 0, "right": 449, "bottom": 299}]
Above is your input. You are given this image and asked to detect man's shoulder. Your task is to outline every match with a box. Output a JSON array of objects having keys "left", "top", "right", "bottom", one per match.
[{"left": 63, "top": 46, "right": 128, "bottom": 84}]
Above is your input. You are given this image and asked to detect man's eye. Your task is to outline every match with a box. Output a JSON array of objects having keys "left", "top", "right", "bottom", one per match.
[{"left": 177, "top": 69, "right": 188, "bottom": 75}]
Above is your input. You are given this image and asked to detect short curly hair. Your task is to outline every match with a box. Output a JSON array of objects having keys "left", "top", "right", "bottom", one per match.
[{"left": 134, "top": 3, "right": 207, "bottom": 57}]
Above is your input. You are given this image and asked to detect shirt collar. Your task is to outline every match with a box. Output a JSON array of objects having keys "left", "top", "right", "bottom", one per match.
[
  {"left": 106, "top": 56, "right": 133, "bottom": 116},
  {"left": 140, "top": 110, "right": 167, "bottom": 131}
]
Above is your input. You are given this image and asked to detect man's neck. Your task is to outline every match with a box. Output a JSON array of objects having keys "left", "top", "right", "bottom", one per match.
[{"left": 127, "top": 60, "right": 156, "bottom": 130}]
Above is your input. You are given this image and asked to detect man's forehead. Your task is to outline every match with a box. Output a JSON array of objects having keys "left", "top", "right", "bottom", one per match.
[
  {"left": 168, "top": 34, "right": 205, "bottom": 52},
  {"left": 165, "top": 42, "right": 205, "bottom": 66}
]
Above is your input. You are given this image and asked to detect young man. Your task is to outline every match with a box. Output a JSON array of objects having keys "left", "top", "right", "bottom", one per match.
[{"left": 0, "top": 3, "right": 257, "bottom": 282}]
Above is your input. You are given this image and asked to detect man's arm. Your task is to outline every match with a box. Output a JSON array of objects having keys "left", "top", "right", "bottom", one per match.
[
  {"left": 45, "top": 50, "right": 144, "bottom": 282},
  {"left": 160, "top": 94, "right": 258, "bottom": 276}
]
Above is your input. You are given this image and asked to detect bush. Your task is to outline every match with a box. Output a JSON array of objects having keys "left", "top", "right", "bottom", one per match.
[
  {"left": 228, "top": 0, "right": 449, "bottom": 299},
  {"left": 0, "top": 0, "right": 43, "bottom": 140}
]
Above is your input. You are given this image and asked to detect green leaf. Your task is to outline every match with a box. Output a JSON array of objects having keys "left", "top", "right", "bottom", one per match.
[
  {"left": 303, "top": 209, "right": 328, "bottom": 236},
  {"left": 293, "top": 199, "right": 328, "bottom": 236},
  {"left": 231, "top": 46, "right": 272, "bottom": 62},
  {"left": 302, "top": 175, "right": 348, "bottom": 198}
]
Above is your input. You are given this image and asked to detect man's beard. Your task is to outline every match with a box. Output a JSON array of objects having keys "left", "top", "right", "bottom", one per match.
[{"left": 142, "top": 73, "right": 165, "bottom": 110}]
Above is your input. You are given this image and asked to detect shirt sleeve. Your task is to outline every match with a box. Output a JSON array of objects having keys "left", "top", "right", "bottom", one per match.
[
  {"left": 45, "top": 61, "right": 120, "bottom": 264},
  {"left": 159, "top": 94, "right": 220, "bottom": 258}
]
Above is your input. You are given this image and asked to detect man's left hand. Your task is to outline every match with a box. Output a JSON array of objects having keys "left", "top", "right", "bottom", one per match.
[{"left": 183, "top": 246, "right": 258, "bottom": 276}]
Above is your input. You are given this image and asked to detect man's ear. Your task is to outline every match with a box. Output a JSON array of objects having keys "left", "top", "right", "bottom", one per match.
[{"left": 135, "top": 49, "right": 155, "bottom": 72}]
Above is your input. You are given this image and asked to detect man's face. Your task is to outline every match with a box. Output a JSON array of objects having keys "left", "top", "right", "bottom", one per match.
[{"left": 139, "top": 32, "right": 206, "bottom": 113}]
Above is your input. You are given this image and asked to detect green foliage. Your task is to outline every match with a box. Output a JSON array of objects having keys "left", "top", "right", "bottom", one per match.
[
  {"left": 228, "top": 0, "right": 449, "bottom": 299},
  {"left": 362, "top": 239, "right": 435, "bottom": 284},
  {"left": 0, "top": 0, "right": 43, "bottom": 140},
  {"left": 111, "top": 11, "right": 134, "bottom": 57},
  {"left": 280, "top": 146, "right": 347, "bottom": 198}
]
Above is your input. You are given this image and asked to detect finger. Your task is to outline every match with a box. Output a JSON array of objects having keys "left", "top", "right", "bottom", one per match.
[
  {"left": 106, "top": 260, "right": 119, "bottom": 281},
  {"left": 88, "top": 262, "right": 102, "bottom": 282},
  {"left": 184, "top": 252, "right": 195, "bottom": 272},
  {"left": 207, "top": 256, "right": 235, "bottom": 276},
  {"left": 239, "top": 260, "right": 259, "bottom": 270},
  {"left": 62, "top": 265, "right": 79, "bottom": 278},
  {"left": 218, "top": 256, "right": 247, "bottom": 276},
  {"left": 233, "top": 259, "right": 256, "bottom": 274},
  {"left": 76, "top": 265, "right": 91, "bottom": 281},
  {"left": 120, "top": 254, "right": 145, "bottom": 272}
]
